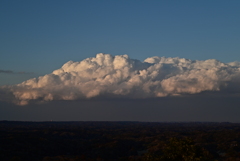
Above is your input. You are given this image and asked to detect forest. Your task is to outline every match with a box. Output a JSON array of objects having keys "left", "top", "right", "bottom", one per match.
[{"left": 1, "top": 121, "right": 240, "bottom": 161}]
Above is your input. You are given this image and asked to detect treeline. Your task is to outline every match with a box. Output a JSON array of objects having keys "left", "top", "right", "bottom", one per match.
[{"left": 0, "top": 121, "right": 240, "bottom": 161}]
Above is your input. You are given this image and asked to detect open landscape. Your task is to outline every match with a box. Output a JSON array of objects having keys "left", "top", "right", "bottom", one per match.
[
  {"left": 1, "top": 1, "right": 240, "bottom": 160},
  {"left": 1, "top": 121, "right": 240, "bottom": 161}
]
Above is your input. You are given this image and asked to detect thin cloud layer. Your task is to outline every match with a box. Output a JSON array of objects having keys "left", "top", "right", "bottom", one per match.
[
  {"left": 1, "top": 53, "right": 240, "bottom": 105},
  {"left": 0, "top": 69, "right": 33, "bottom": 74}
]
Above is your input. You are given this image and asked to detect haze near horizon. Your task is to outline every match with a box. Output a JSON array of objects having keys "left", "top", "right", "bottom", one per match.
[{"left": 0, "top": 0, "right": 240, "bottom": 122}]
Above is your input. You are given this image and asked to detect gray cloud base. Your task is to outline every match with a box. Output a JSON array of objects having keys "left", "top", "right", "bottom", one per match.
[{"left": 1, "top": 53, "right": 240, "bottom": 105}]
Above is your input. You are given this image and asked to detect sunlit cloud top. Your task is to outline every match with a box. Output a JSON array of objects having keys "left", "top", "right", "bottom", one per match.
[{"left": 1, "top": 53, "right": 240, "bottom": 105}]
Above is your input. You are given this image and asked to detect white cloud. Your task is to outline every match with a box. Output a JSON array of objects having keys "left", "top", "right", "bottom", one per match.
[{"left": 1, "top": 53, "right": 240, "bottom": 105}]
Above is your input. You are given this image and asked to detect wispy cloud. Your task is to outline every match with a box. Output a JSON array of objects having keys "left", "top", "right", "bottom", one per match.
[{"left": 0, "top": 70, "right": 33, "bottom": 74}]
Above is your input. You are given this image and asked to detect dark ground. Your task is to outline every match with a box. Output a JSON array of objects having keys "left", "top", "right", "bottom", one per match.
[{"left": 1, "top": 121, "right": 240, "bottom": 161}]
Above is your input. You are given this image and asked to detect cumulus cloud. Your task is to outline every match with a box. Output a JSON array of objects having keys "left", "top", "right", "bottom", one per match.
[{"left": 1, "top": 53, "right": 240, "bottom": 105}]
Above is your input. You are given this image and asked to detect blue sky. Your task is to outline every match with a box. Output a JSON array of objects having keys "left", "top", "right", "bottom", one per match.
[
  {"left": 1, "top": 0, "right": 240, "bottom": 85},
  {"left": 1, "top": 1, "right": 240, "bottom": 122}
]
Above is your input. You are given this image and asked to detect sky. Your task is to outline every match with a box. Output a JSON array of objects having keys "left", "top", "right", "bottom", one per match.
[{"left": 0, "top": 0, "right": 240, "bottom": 122}]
